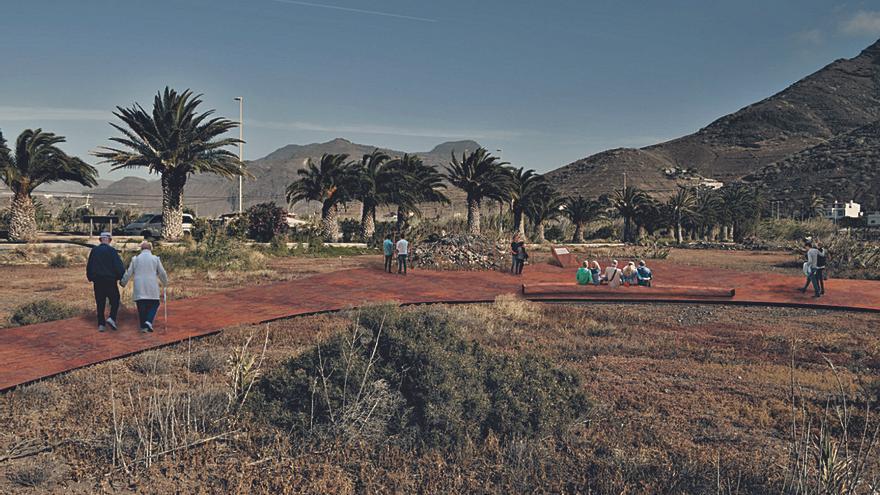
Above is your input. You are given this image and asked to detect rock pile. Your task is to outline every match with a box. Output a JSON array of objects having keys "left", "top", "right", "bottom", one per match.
[{"left": 410, "top": 234, "right": 510, "bottom": 271}]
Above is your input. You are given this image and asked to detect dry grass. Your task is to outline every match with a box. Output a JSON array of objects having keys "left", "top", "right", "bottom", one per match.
[{"left": 0, "top": 300, "right": 877, "bottom": 493}]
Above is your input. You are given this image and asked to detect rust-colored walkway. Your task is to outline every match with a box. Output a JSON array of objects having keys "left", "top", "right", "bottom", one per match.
[{"left": 2, "top": 260, "right": 879, "bottom": 391}]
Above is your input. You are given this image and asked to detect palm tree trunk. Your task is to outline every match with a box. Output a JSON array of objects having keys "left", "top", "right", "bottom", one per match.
[
  {"left": 9, "top": 190, "right": 38, "bottom": 242},
  {"left": 396, "top": 205, "right": 408, "bottom": 233},
  {"left": 573, "top": 222, "right": 584, "bottom": 243},
  {"left": 360, "top": 204, "right": 375, "bottom": 241},
  {"left": 623, "top": 216, "right": 632, "bottom": 243},
  {"left": 514, "top": 208, "right": 526, "bottom": 239},
  {"left": 467, "top": 198, "right": 481, "bottom": 235},
  {"left": 675, "top": 220, "right": 683, "bottom": 244},
  {"left": 161, "top": 173, "right": 186, "bottom": 240},
  {"left": 321, "top": 203, "right": 340, "bottom": 242},
  {"left": 535, "top": 222, "right": 546, "bottom": 243}
]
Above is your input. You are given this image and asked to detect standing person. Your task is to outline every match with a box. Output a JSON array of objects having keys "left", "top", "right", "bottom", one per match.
[
  {"left": 510, "top": 234, "right": 521, "bottom": 274},
  {"left": 86, "top": 232, "right": 125, "bottom": 332},
  {"left": 396, "top": 233, "right": 409, "bottom": 275},
  {"left": 816, "top": 241, "right": 828, "bottom": 295},
  {"left": 802, "top": 241, "right": 821, "bottom": 298},
  {"left": 514, "top": 241, "right": 528, "bottom": 275},
  {"left": 576, "top": 260, "right": 593, "bottom": 285},
  {"left": 604, "top": 259, "right": 622, "bottom": 288},
  {"left": 383, "top": 234, "right": 394, "bottom": 273},
  {"left": 121, "top": 241, "right": 168, "bottom": 332}
]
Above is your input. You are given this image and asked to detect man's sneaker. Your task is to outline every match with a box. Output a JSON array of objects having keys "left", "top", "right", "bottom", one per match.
[
  {"left": 145, "top": 321, "right": 154, "bottom": 332},
  {"left": 98, "top": 325, "right": 106, "bottom": 332},
  {"left": 106, "top": 317, "right": 118, "bottom": 331},
  {"left": 140, "top": 327, "right": 148, "bottom": 333}
]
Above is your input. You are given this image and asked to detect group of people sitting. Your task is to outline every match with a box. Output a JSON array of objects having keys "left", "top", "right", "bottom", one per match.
[{"left": 576, "top": 259, "right": 653, "bottom": 288}]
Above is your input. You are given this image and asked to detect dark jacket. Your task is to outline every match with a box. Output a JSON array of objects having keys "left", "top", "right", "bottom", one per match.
[{"left": 87, "top": 243, "right": 125, "bottom": 282}]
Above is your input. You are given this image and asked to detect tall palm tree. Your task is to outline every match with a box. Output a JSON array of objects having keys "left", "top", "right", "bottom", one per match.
[
  {"left": 526, "top": 186, "right": 564, "bottom": 243},
  {"left": 94, "top": 87, "right": 244, "bottom": 240},
  {"left": 445, "top": 148, "right": 512, "bottom": 235},
  {"left": 286, "top": 153, "right": 358, "bottom": 241},
  {"left": 563, "top": 196, "right": 602, "bottom": 243},
  {"left": 720, "top": 183, "right": 762, "bottom": 242},
  {"left": 354, "top": 149, "right": 391, "bottom": 240},
  {"left": 612, "top": 186, "right": 650, "bottom": 243},
  {"left": 386, "top": 154, "right": 448, "bottom": 232},
  {"left": 509, "top": 167, "right": 547, "bottom": 239},
  {"left": 1, "top": 129, "right": 97, "bottom": 241},
  {"left": 666, "top": 186, "right": 697, "bottom": 244},
  {"left": 694, "top": 187, "right": 724, "bottom": 240}
]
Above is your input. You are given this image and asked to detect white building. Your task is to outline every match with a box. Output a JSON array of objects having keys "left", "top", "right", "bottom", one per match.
[{"left": 826, "top": 200, "right": 861, "bottom": 221}]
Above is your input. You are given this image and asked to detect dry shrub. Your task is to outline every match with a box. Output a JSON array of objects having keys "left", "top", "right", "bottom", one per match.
[
  {"left": 188, "top": 350, "right": 225, "bottom": 374},
  {"left": 9, "top": 299, "right": 79, "bottom": 326},
  {"left": 5, "top": 457, "right": 65, "bottom": 488},
  {"left": 15, "top": 381, "right": 60, "bottom": 408},
  {"left": 128, "top": 350, "right": 176, "bottom": 375},
  {"left": 47, "top": 253, "right": 70, "bottom": 268},
  {"left": 252, "top": 304, "right": 590, "bottom": 450},
  {"left": 492, "top": 294, "right": 541, "bottom": 324}
]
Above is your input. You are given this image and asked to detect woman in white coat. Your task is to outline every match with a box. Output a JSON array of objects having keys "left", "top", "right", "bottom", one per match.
[{"left": 121, "top": 241, "right": 168, "bottom": 332}]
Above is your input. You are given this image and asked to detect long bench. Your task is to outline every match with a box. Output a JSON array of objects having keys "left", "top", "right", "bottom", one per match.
[{"left": 522, "top": 283, "right": 735, "bottom": 299}]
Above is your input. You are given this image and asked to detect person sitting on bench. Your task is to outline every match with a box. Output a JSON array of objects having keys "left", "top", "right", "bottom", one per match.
[
  {"left": 604, "top": 260, "right": 622, "bottom": 288},
  {"left": 576, "top": 260, "right": 593, "bottom": 285},
  {"left": 590, "top": 260, "right": 603, "bottom": 285},
  {"left": 637, "top": 260, "right": 653, "bottom": 287},
  {"left": 621, "top": 261, "right": 639, "bottom": 286}
]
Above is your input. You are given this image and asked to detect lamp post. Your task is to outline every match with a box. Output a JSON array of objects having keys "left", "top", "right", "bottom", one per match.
[{"left": 234, "top": 96, "right": 244, "bottom": 213}]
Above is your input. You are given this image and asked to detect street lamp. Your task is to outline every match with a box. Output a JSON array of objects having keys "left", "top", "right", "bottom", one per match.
[{"left": 234, "top": 96, "right": 244, "bottom": 213}]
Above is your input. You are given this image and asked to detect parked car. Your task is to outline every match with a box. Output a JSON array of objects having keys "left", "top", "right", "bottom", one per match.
[{"left": 122, "top": 213, "right": 195, "bottom": 238}]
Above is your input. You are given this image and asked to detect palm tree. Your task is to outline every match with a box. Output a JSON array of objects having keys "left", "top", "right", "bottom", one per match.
[
  {"left": 563, "top": 196, "right": 602, "bottom": 243},
  {"left": 720, "top": 183, "right": 762, "bottom": 242},
  {"left": 94, "top": 87, "right": 243, "bottom": 240},
  {"left": 385, "top": 154, "right": 448, "bottom": 232},
  {"left": 286, "top": 153, "right": 358, "bottom": 241},
  {"left": 666, "top": 186, "right": 697, "bottom": 244},
  {"left": 612, "top": 186, "right": 650, "bottom": 243},
  {"left": 445, "top": 148, "right": 512, "bottom": 235},
  {"left": 1, "top": 129, "right": 97, "bottom": 241},
  {"left": 509, "top": 167, "right": 547, "bottom": 239},
  {"left": 354, "top": 149, "right": 391, "bottom": 240},
  {"left": 694, "top": 187, "right": 724, "bottom": 240},
  {"left": 526, "top": 186, "right": 564, "bottom": 243}
]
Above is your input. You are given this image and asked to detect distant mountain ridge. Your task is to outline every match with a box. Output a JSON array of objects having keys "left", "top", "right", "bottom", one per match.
[{"left": 547, "top": 38, "right": 880, "bottom": 202}]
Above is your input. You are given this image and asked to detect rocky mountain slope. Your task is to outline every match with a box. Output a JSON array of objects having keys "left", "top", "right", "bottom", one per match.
[
  {"left": 547, "top": 39, "right": 880, "bottom": 199},
  {"left": 743, "top": 119, "right": 880, "bottom": 211}
]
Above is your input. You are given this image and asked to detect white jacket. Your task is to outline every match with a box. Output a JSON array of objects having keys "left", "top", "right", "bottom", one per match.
[{"left": 121, "top": 250, "right": 168, "bottom": 301}]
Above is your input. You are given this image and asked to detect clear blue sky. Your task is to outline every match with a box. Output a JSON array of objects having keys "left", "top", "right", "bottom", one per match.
[{"left": 1, "top": 0, "right": 879, "bottom": 180}]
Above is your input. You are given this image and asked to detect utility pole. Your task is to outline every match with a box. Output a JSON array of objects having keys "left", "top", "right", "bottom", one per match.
[{"left": 234, "top": 96, "right": 244, "bottom": 213}]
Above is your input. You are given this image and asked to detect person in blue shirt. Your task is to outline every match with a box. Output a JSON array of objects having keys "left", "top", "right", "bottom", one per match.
[
  {"left": 637, "top": 260, "right": 653, "bottom": 287},
  {"left": 382, "top": 234, "right": 394, "bottom": 273}
]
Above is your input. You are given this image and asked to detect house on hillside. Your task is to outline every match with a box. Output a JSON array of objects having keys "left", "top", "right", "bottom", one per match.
[{"left": 826, "top": 200, "right": 861, "bottom": 221}]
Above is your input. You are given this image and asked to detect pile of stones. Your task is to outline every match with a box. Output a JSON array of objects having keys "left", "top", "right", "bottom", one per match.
[{"left": 410, "top": 234, "right": 510, "bottom": 271}]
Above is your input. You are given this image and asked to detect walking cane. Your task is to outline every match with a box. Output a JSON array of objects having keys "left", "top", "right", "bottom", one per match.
[{"left": 163, "top": 286, "right": 168, "bottom": 332}]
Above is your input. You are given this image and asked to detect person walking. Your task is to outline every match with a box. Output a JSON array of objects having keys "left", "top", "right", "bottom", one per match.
[
  {"left": 802, "top": 241, "right": 821, "bottom": 298},
  {"left": 383, "top": 234, "right": 395, "bottom": 273},
  {"left": 396, "top": 233, "right": 409, "bottom": 275},
  {"left": 121, "top": 241, "right": 168, "bottom": 332},
  {"left": 86, "top": 232, "right": 125, "bottom": 332},
  {"left": 816, "top": 241, "right": 828, "bottom": 295}
]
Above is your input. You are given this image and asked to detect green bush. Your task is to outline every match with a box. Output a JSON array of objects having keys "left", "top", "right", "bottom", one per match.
[
  {"left": 757, "top": 218, "right": 836, "bottom": 242},
  {"left": 9, "top": 299, "right": 80, "bottom": 326},
  {"left": 47, "top": 253, "right": 70, "bottom": 268},
  {"left": 544, "top": 224, "right": 566, "bottom": 242},
  {"left": 339, "top": 218, "right": 361, "bottom": 243},
  {"left": 155, "top": 230, "right": 263, "bottom": 272},
  {"left": 252, "top": 305, "right": 589, "bottom": 449},
  {"left": 191, "top": 217, "right": 213, "bottom": 242},
  {"left": 225, "top": 215, "right": 249, "bottom": 239},
  {"left": 247, "top": 202, "right": 288, "bottom": 242}
]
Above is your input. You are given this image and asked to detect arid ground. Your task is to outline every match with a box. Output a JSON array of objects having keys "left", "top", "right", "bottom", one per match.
[{"left": 1, "top": 248, "right": 877, "bottom": 493}]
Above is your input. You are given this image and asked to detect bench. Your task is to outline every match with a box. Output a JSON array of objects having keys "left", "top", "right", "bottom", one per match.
[{"left": 522, "top": 283, "right": 735, "bottom": 299}]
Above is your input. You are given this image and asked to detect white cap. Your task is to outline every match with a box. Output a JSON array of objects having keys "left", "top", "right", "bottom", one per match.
[{"left": 99, "top": 232, "right": 112, "bottom": 239}]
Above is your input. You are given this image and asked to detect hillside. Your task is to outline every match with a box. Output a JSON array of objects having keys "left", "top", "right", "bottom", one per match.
[
  {"left": 547, "top": 38, "right": 880, "bottom": 197},
  {"left": 89, "top": 138, "right": 480, "bottom": 217},
  {"left": 743, "top": 119, "right": 880, "bottom": 211}
]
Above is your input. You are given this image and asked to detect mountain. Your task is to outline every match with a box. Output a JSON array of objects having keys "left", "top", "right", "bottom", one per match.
[
  {"left": 88, "top": 139, "right": 481, "bottom": 217},
  {"left": 743, "top": 119, "right": 880, "bottom": 211},
  {"left": 547, "top": 39, "right": 880, "bottom": 198}
]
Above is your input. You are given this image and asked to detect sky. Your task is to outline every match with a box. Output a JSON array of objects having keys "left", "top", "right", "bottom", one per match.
[{"left": 1, "top": 0, "right": 880, "bottom": 181}]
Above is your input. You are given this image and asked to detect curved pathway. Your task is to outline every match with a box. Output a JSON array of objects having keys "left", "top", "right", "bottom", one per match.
[{"left": 1, "top": 260, "right": 878, "bottom": 391}]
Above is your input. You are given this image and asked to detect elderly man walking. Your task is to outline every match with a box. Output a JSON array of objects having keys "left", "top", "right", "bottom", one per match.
[
  {"left": 121, "top": 241, "right": 168, "bottom": 333},
  {"left": 86, "top": 232, "right": 125, "bottom": 332}
]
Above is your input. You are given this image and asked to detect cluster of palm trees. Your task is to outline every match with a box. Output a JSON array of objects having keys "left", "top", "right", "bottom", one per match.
[{"left": 2, "top": 86, "right": 764, "bottom": 245}]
